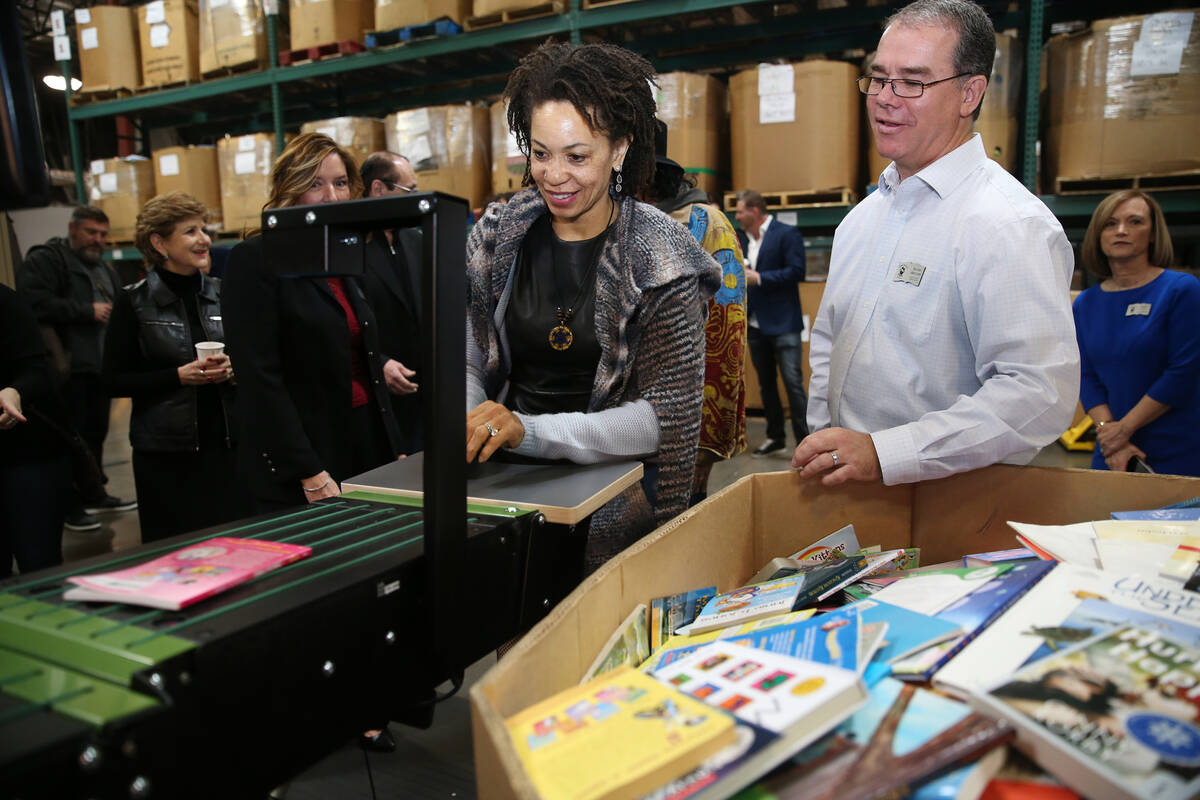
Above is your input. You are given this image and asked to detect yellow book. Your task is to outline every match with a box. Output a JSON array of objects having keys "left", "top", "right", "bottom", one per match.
[{"left": 504, "top": 665, "right": 737, "bottom": 800}]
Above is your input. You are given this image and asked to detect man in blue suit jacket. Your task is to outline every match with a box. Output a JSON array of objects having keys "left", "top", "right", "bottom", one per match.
[{"left": 735, "top": 190, "right": 808, "bottom": 456}]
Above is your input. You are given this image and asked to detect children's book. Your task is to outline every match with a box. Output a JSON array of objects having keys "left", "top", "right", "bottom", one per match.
[
  {"left": 687, "top": 558, "right": 867, "bottom": 635},
  {"left": 1007, "top": 521, "right": 1100, "bottom": 568},
  {"left": 970, "top": 625, "right": 1200, "bottom": 800},
  {"left": 1160, "top": 536, "right": 1200, "bottom": 590},
  {"left": 731, "top": 678, "right": 1012, "bottom": 800},
  {"left": 979, "top": 779, "right": 1080, "bottom": 800},
  {"left": 868, "top": 565, "right": 1012, "bottom": 617},
  {"left": 650, "top": 587, "right": 717, "bottom": 651},
  {"left": 962, "top": 547, "right": 1036, "bottom": 568},
  {"left": 848, "top": 599, "right": 963, "bottom": 665},
  {"left": 63, "top": 537, "right": 313, "bottom": 610},
  {"left": 582, "top": 604, "right": 651, "bottom": 683},
  {"left": 933, "top": 562, "right": 1200, "bottom": 699},
  {"left": 1111, "top": 507, "right": 1200, "bottom": 522},
  {"left": 787, "top": 524, "right": 860, "bottom": 564},
  {"left": 640, "top": 611, "right": 818, "bottom": 675},
  {"left": 890, "top": 559, "right": 1055, "bottom": 681},
  {"left": 505, "top": 665, "right": 737, "bottom": 800},
  {"left": 1091, "top": 520, "right": 1200, "bottom": 577},
  {"left": 648, "top": 641, "right": 868, "bottom": 800}
]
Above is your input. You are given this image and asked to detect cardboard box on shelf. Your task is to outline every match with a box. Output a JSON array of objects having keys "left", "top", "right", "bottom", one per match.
[
  {"left": 385, "top": 105, "right": 490, "bottom": 209},
  {"left": 654, "top": 72, "right": 728, "bottom": 200},
  {"left": 217, "top": 133, "right": 274, "bottom": 236},
  {"left": 469, "top": 464, "right": 1200, "bottom": 799},
  {"left": 730, "top": 61, "right": 860, "bottom": 194},
  {"left": 489, "top": 100, "right": 525, "bottom": 196},
  {"left": 199, "top": 0, "right": 273, "bottom": 74},
  {"left": 289, "top": 0, "right": 372, "bottom": 50},
  {"left": 299, "top": 117, "right": 385, "bottom": 161},
  {"left": 90, "top": 157, "right": 156, "bottom": 243},
  {"left": 75, "top": 6, "right": 141, "bottom": 93},
  {"left": 139, "top": 0, "right": 200, "bottom": 88},
  {"left": 152, "top": 145, "right": 223, "bottom": 228},
  {"left": 376, "top": 0, "right": 471, "bottom": 30},
  {"left": 1044, "top": 10, "right": 1200, "bottom": 183},
  {"left": 472, "top": 0, "right": 554, "bottom": 16}
]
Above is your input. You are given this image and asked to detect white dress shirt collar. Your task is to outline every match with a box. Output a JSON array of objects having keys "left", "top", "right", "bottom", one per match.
[{"left": 879, "top": 133, "right": 986, "bottom": 199}]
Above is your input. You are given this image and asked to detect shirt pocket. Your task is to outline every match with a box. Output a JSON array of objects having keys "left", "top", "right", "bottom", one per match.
[{"left": 876, "top": 259, "right": 950, "bottom": 348}]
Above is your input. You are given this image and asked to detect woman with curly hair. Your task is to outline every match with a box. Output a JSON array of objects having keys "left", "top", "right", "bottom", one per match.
[
  {"left": 465, "top": 41, "right": 721, "bottom": 572},
  {"left": 222, "top": 133, "right": 402, "bottom": 511}
]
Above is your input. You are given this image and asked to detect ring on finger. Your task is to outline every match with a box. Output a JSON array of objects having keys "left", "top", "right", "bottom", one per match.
[
  {"left": 484, "top": 421, "right": 499, "bottom": 438},
  {"left": 830, "top": 451, "right": 840, "bottom": 467}
]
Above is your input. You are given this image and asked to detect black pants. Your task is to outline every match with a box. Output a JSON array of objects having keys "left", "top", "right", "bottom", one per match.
[
  {"left": 64, "top": 372, "right": 110, "bottom": 505},
  {"left": 133, "top": 446, "right": 254, "bottom": 543},
  {"left": 747, "top": 326, "right": 809, "bottom": 443},
  {"left": 0, "top": 455, "right": 69, "bottom": 577}
]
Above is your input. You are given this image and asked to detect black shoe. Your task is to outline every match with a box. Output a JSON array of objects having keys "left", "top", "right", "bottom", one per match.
[
  {"left": 64, "top": 510, "right": 102, "bottom": 532},
  {"left": 360, "top": 726, "right": 396, "bottom": 753},
  {"left": 84, "top": 494, "right": 137, "bottom": 514},
  {"left": 752, "top": 439, "right": 786, "bottom": 457}
]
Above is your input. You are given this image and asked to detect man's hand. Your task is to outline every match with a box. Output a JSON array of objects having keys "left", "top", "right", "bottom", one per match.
[
  {"left": 0, "top": 387, "right": 26, "bottom": 431},
  {"left": 92, "top": 302, "right": 112, "bottom": 323},
  {"left": 791, "top": 427, "right": 882, "bottom": 486},
  {"left": 383, "top": 359, "right": 418, "bottom": 395},
  {"left": 466, "top": 400, "right": 525, "bottom": 463},
  {"left": 744, "top": 267, "right": 762, "bottom": 287}
]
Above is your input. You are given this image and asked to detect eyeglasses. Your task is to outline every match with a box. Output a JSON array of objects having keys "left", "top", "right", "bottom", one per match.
[
  {"left": 857, "top": 73, "right": 970, "bottom": 98},
  {"left": 384, "top": 180, "right": 417, "bottom": 193}
]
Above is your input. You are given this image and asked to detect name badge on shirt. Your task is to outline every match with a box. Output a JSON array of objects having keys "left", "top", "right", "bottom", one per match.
[
  {"left": 893, "top": 261, "right": 926, "bottom": 287},
  {"left": 1126, "top": 302, "right": 1152, "bottom": 316}
]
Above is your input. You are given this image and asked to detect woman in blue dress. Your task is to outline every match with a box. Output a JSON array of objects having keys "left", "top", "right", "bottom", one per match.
[{"left": 1073, "top": 190, "right": 1200, "bottom": 475}]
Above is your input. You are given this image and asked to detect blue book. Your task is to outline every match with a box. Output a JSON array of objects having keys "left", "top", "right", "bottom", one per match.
[
  {"left": 847, "top": 599, "right": 963, "bottom": 665},
  {"left": 1111, "top": 507, "right": 1200, "bottom": 521},
  {"left": 650, "top": 586, "right": 716, "bottom": 651}
]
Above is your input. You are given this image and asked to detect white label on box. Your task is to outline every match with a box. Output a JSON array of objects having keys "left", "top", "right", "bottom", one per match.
[
  {"left": 238, "top": 135, "right": 257, "bottom": 152},
  {"left": 758, "top": 63, "right": 794, "bottom": 96},
  {"left": 776, "top": 210, "right": 798, "bottom": 226},
  {"left": 158, "top": 153, "right": 180, "bottom": 177},
  {"left": 234, "top": 152, "right": 257, "bottom": 175},
  {"left": 505, "top": 128, "right": 522, "bottom": 158},
  {"left": 75, "top": 9, "right": 91, "bottom": 24},
  {"left": 210, "top": 0, "right": 231, "bottom": 6},
  {"left": 759, "top": 92, "right": 795, "bottom": 124},
  {"left": 316, "top": 125, "right": 338, "bottom": 142},
  {"left": 91, "top": 160, "right": 106, "bottom": 175},
  {"left": 81, "top": 27, "right": 100, "bottom": 51},
  {"left": 405, "top": 107, "right": 431, "bottom": 135},
  {"left": 407, "top": 135, "right": 433, "bottom": 166},
  {"left": 54, "top": 36, "right": 72, "bottom": 62},
  {"left": 99, "top": 173, "right": 118, "bottom": 193},
  {"left": 145, "top": 1, "right": 166, "bottom": 24},
  {"left": 263, "top": 0, "right": 280, "bottom": 14},
  {"left": 111, "top": 249, "right": 124, "bottom": 260},
  {"left": 51, "top": 10, "right": 66, "bottom": 36},
  {"left": 1131, "top": 40, "right": 1187, "bottom": 76},
  {"left": 149, "top": 23, "right": 171, "bottom": 48},
  {"left": 1140, "top": 11, "right": 1194, "bottom": 47}
]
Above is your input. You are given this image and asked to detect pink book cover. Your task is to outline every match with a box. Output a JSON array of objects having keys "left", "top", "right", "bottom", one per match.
[{"left": 63, "top": 537, "right": 312, "bottom": 610}]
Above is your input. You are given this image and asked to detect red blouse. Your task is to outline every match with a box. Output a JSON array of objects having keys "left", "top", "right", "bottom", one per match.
[{"left": 325, "top": 277, "right": 370, "bottom": 408}]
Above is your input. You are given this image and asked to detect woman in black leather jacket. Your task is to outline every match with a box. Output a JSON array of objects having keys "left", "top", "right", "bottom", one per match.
[{"left": 102, "top": 191, "right": 250, "bottom": 542}]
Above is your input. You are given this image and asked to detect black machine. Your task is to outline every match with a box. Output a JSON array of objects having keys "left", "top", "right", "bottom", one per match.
[{"left": 0, "top": 195, "right": 583, "bottom": 798}]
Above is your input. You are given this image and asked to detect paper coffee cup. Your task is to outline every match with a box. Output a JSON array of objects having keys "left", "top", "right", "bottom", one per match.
[{"left": 195, "top": 341, "right": 224, "bottom": 361}]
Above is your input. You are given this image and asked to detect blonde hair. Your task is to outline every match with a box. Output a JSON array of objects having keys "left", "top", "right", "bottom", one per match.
[
  {"left": 135, "top": 191, "right": 207, "bottom": 270},
  {"left": 1081, "top": 190, "right": 1174, "bottom": 277},
  {"left": 248, "top": 132, "right": 362, "bottom": 237}
]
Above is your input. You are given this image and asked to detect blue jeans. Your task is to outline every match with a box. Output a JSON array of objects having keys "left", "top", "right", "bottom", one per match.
[{"left": 748, "top": 327, "right": 808, "bottom": 444}]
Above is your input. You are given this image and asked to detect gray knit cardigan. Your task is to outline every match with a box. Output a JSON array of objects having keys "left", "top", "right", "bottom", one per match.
[{"left": 466, "top": 188, "right": 721, "bottom": 569}]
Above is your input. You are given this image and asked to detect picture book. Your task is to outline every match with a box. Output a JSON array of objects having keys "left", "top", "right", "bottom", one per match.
[
  {"left": 1007, "top": 521, "right": 1100, "bottom": 568},
  {"left": 1111, "top": 507, "right": 1200, "bottom": 522},
  {"left": 505, "top": 665, "right": 737, "bottom": 800},
  {"left": 650, "top": 587, "right": 717, "bottom": 651},
  {"left": 978, "top": 779, "right": 1080, "bottom": 800},
  {"left": 787, "top": 524, "right": 860, "bottom": 564},
  {"left": 732, "top": 678, "right": 1012, "bottom": 800},
  {"left": 638, "top": 721, "right": 779, "bottom": 800},
  {"left": 62, "top": 537, "right": 313, "bottom": 610},
  {"left": 649, "top": 641, "right": 868, "bottom": 799},
  {"left": 970, "top": 626, "right": 1200, "bottom": 800},
  {"left": 868, "top": 565, "right": 1012, "bottom": 617},
  {"left": 1161, "top": 537, "right": 1200, "bottom": 590},
  {"left": 962, "top": 548, "right": 1036, "bottom": 568},
  {"left": 1092, "top": 520, "right": 1200, "bottom": 578},
  {"left": 582, "top": 604, "right": 651, "bottom": 683},
  {"left": 890, "top": 560, "right": 1055, "bottom": 681},
  {"left": 688, "top": 559, "right": 867, "bottom": 635},
  {"left": 848, "top": 599, "right": 963, "bottom": 665},
  {"left": 933, "top": 562, "right": 1200, "bottom": 699},
  {"left": 640, "top": 611, "right": 817, "bottom": 675}
]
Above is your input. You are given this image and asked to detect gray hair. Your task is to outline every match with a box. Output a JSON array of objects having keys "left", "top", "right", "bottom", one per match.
[
  {"left": 71, "top": 205, "right": 109, "bottom": 225},
  {"left": 885, "top": 0, "right": 995, "bottom": 119}
]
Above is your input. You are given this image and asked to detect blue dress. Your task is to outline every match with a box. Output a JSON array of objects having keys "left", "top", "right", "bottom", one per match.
[{"left": 1073, "top": 270, "right": 1200, "bottom": 475}]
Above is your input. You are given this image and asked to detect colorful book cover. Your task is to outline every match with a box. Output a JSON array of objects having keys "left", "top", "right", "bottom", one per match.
[
  {"left": 582, "top": 604, "right": 651, "bottom": 683},
  {"left": 63, "top": 537, "right": 313, "bottom": 610},
  {"left": 1092, "top": 520, "right": 1200, "bottom": 578},
  {"left": 641, "top": 611, "right": 818, "bottom": 675},
  {"left": 973, "top": 626, "right": 1200, "bottom": 800},
  {"left": 505, "top": 665, "right": 737, "bottom": 800},
  {"left": 651, "top": 586, "right": 718, "bottom": 651},
  {"left": 1111, "top": 508, "right": 1200, "bottom": 522},
  {"left": 848, "top": 599, "right": 963, "bottom": 665},
  {"left": 787, "top": 524, "right": 860, "bottom": 564},
  {"left": 868, "top": 565, "right": 1013, "bottom": 617}
]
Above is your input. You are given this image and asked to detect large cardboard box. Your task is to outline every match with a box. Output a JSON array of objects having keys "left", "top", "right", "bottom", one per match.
[
  {"left": 75, "top": 6, "right": 141, "bottom": 94},
  {"left": 376, "top": 0, "right": 471, "bottom": 30},
  {"left": 730, "top": 61, "right": 860, "bottom": 194},
  {"left": 153, "top": 145, "right": 223, "bottom": 229},
  {"left": 139, "top": 0, "right": 201, "bottom": 88},
  {"left": 90, "top": 157, "right": 156, "bottom": 243},
  {"left": 199, "top": 0, "right": 272, "bottom": 74},
  {"left": 1045, "top": 10, "right": 1200, "bottom": 183},
  {"left": 385, "top": 105, "right": 490, "bottom": 209},
  {"left": 217, "top": 133, "right": 274, "bottom": 236},
  {"left": 289, "top": 0, "right": 372, "bottom": 50},
  {"left": 472, "top": 0, "right": 551, "bottom": 16},
  {"left": 469, "top": 465, "right": 1200, "bottom": 799},
  {"left": 300, "top": 117, "right": 385, "bottom": 161},
  {"left": 654, "top": 72, "right": 728, "bottom": 200},
  {"left": 489, "top": 100, "right": 525, "bottom": 196}
]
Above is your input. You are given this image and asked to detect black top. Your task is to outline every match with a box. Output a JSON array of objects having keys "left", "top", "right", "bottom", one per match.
[
  {"left": 505, "top": 214, "right": 607, "bottom": 416},
  {"left": 0, "top": 285, "right": 68, "bottom": 462}
]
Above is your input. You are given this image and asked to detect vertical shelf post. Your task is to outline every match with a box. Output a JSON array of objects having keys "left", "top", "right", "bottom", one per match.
[
  {"left": 569, "top": 0, "right": 582, "bottom": 45},
  {"left": 1022, "top": 0, "right": 1044, "bottom": 192},
  {"left": 267, "top": 9, "right": 284, "bottom": 156},
  {"left": 62, "top": 60, "right": 86, "bottom": 203}
]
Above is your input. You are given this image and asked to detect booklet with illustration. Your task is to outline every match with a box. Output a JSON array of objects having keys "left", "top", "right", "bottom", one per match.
[{"left": 63, "top": 537, "right": 313, "bottom": 610}]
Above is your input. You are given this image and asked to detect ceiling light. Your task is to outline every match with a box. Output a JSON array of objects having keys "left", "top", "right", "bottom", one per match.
[{"left": 43, "top": 74, "right": 82, "bottom": 92}]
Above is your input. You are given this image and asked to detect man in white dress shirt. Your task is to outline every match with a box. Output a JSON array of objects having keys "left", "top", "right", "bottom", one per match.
[{"left": 793, "top": 0, "right": 1079, "bottom": 486}]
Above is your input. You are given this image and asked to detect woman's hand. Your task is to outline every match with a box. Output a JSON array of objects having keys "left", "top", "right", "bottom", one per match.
[
  {"left": 1105, "top": 442, "right": 1147, "bottom": 472},
  {"left": 301, "top": 470, "right": 340, "bottom": 503},
  {"left": 466, "top": 400, "right": 525, "bottom": 463},
  {"left": 1095, "top": 418, "right": 1132, "bottom": 456},
  {"left": 0, "top": 387, "right": 26, "bottom": 431},
  {"left": 178, "top": 354, "right": 233, "bottom": 385}
]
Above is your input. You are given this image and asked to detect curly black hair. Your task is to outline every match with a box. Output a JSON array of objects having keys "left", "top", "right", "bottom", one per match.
[{"left": 504, "top": 41, "right": 659, "bottom": 197}]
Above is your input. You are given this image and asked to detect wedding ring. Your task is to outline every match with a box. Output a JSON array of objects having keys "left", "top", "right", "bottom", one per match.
[
  {"left": 484, "top": 421, "right": 499, "bottom": 438},
  {"left": 830, "top": 451, "right": 840, "bottom": 467}
]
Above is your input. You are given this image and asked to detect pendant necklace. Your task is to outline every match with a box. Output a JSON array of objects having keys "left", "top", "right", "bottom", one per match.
[{"left": 548, "top": 200, "right": 616, "bottom": 352}]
